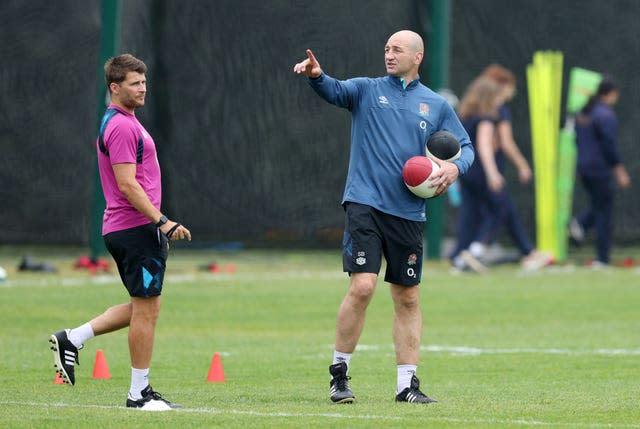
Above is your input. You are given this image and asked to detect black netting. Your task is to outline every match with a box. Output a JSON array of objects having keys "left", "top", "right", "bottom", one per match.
[
  {"left": 450, "top": 0, "right": 640, "bottom": 245},
  {"left": 1, "top": 0, "right": 638, "bottom": 246}
]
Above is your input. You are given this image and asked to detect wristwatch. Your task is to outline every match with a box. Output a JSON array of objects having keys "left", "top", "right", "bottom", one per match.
[{"left": 156, "top": 215, "right": 168, "bottom": 227}]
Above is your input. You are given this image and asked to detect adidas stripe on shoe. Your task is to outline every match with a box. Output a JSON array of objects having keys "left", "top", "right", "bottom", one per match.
[
  {"left": 49, "top": 329, "right": 79, "bottom": 386},
  {"left": 329, "top": 362, "right": 355, "bottom": 404},
  {"left": 395, "top": 375, "right": 437, "bottom": 404}
]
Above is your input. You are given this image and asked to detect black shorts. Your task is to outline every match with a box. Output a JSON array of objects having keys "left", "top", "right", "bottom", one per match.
[
  {"left": 103, "top": 223, "right": 169, "bottom": 298},
  {"left": 342, "top": 202, "right": 424, "bottom": 286}
]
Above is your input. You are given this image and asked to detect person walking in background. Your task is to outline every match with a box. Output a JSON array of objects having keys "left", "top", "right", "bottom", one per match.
[
  {"left": 293, "top": 30, "right": 474, "bottom": 404},
  {"left": 483, "top": 64, "right": 533, "bottom": 188},
  {"left": 449, "top": 77, "right": 504, "bottom": 273},
  {"left": 49, "top": 54, "right": 191, "bottom": 411},
  {"left": 457, "top": 65, "right": 552, "bottom": 272},
  {"left": 570, "top": 77, "right": 631, "bottom": 267}
]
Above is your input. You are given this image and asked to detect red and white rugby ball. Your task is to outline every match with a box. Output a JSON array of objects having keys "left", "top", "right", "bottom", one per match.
[{"left": 402, "top": 156, "right": 441, "bottom": 199}]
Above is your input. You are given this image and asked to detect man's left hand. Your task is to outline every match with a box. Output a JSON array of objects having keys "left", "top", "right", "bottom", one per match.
[{"left": 428, "top": 157, "right": 460, "bottom": 196}]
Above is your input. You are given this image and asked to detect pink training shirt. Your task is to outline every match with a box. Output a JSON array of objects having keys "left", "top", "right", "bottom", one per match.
[{"left": 97, "top": 104, "right": 162, "bottom": 235}]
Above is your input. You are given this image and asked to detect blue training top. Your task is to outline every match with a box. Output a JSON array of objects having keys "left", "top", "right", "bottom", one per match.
[
  {"left": 575, "top": 101, "right": 620, "bottom": 178},
  {"left": 495, "top": 104, "right": 512, "bottom": 172},
  {"left": 308, "top": 73, "right": 473, "bottom": 222}
]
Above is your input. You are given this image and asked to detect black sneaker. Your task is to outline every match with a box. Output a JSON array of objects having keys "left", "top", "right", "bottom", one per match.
[
  {"left": 395, "top": 375, "right": 437, "bottom": 404},
  {"left": 49, "top": 329, "right": 79, "bottom": 385},
  {"left": 126, "top": 385, "right": 182, "bottom": 411},
  {"left": 329, "top": 362, "right": 355, "bottom": 404}
]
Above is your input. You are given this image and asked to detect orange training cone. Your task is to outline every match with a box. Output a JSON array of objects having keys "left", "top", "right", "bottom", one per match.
[
  {"left": 206, "top": 352, "right": 225, "bottom": 382},
  {"left": 92, "top": 349, "right": 111, "bottom": 379},
  {"left": 54, "top": 372, "right": 65, "bottom": 384}
]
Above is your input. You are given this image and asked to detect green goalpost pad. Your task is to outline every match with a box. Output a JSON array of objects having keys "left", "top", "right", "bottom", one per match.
[
  {"left": 566, "top": 67, "right": 602, "bottom": 114},
  {"left": 556, "top": 67, "right": 600, "bottom": 261},
  {"left": 556, "top": 128, "right": 577, "bottom": 262}
]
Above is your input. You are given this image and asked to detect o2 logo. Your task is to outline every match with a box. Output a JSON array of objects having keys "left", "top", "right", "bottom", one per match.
[{"left": 406, "top": 267, "right": 417, "bottom": 278}]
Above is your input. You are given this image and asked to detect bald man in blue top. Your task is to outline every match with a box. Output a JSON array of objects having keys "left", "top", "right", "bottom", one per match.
[{"left": 294, "top": 30, "right": 473, "bottom": 404}]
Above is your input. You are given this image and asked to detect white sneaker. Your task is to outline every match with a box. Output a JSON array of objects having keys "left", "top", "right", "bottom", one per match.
[
  {"left": 569, "top": 218, "right": 584, "bottom": 243},
  {"left": 460, "top": 250, "right": 488, "bottom": 273},
  {"left": 586, "top": 260, "right": 609, "bottom": 270},
  {"left": 521, "top": 251, "right": 554, "bottom": 271}
]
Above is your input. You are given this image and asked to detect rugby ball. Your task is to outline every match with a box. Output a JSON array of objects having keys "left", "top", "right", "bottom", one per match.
[
  {"left": 426, "top": 130, "right": 461, "bottom": 162},
  {"left": 402, "top": 156, "right": 441, "bottom": 199}
]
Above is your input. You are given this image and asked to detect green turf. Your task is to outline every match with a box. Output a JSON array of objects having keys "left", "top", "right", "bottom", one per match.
[{"left": 0, "top": 247, "right": 639, "bottom": 428}]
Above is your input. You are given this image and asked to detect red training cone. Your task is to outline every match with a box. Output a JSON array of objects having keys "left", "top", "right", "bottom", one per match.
[
  {"left": 54, "top": 372, "right": 65, "bottom": 384},
  {"left": 92, "top": 349, "right": 111, "bottom": 379},
  {"left": 206, "top": 352, "right": 225, "bottom": 382}
]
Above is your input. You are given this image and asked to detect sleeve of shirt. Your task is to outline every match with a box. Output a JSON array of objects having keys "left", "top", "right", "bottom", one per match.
[
  {"left": 594, "top": 109, "right": 620, "bottom": 166},
  {"left": 104, "top": 119, "right": 140, "bottom": 165},
  {"left": 307, "top": 73, "right": 361, "bottom": 111},
  {"left": 439, "top": 103, "right": 474, "bottom": 176},
  {"left": 498, "top": 104, "right": 512, "bottom": 123}
]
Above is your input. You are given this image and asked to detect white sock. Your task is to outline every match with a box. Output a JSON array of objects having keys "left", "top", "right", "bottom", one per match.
[
  {"left": 397, "top": 364, "right": 417, "bottom": 393},
  {"left": 332, "top": 350, "right": 352, "bottom": 370},
  {"left": 67, "top": 323, "right": 94, "bottom": 349},
  {"left": 469, "top": 242, "right": 486, "bottom": 258},
  {"left": 129, "top": 367, "right": 150, "bottom": 400}
]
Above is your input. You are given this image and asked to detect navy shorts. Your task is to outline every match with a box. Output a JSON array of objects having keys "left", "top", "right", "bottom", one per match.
[
  {"left": 103, "top": 223, "right": 169, "bottom": 298},
  {"left": 342, "top": 202, "right": 424, "bottom": 286}
]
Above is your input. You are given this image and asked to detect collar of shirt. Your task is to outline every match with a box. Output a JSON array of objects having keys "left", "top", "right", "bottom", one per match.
[{"left": 389, "top": 75, "right": 420, "bottom": 90}]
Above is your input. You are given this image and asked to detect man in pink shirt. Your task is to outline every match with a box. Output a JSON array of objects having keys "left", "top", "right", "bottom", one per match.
[{"left": 49, "top": 54, "right": 191, "bottom": 411}]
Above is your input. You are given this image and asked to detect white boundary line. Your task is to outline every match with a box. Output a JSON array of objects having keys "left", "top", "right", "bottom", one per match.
[
  {"left": 0, "top": 271, "right": 347, "bottom": 288},
  {"left": 1, "top": 400, "right": 639, "bottom": 428},
  {"left": 342, "top": 344, "right": 640, "bottom": 357},
  {"left": 424, "top": 344, "right": 640, "bottom": 356}
]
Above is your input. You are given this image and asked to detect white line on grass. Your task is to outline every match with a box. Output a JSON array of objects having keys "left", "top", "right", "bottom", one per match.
[
  {"left": 328, "top": 344, "right": 640, "bottom": 357},
  {"left": 424, "top": 344, "right": 640, "bottom": 356},
  {"left": 1, "top": 400, "right": 639, "bottom": 428},
  {"left": 0, "top": 271, "right": 346, "bottom": 288}
]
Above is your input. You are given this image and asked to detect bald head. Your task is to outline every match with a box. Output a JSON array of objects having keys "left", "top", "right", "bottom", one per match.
[
  {"left": 389, "top": 30, "right": 424, "bottom": 55},
  {"left": 384, "top": 30, "right": 424, "bottom": 81}
]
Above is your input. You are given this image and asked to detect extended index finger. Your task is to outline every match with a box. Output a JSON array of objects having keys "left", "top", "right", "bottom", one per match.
[{"left": 306, "top": 49, "right": 318, "bottom": 66}]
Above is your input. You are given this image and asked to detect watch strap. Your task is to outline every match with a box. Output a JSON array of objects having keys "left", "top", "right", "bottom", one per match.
[{"left": 156, "top": 215, "right": 168, "bottom": 227}]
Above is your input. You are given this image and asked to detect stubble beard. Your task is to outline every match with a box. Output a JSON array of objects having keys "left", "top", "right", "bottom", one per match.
[{"left": 123, "top": 96, "right": 144, "bottom": 110}]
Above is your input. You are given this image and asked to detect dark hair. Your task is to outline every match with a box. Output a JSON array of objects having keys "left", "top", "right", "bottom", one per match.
[
  {"left": 104, "top": 54, "right": 147, "bottom": 91},
  {"left": 582, "top": 76, "right": 617, "bottom": 114}
]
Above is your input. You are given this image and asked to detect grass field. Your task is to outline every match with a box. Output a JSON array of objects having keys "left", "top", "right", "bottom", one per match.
[{"left": 1, "top": 245, "right": 639, "bottom": 428}]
